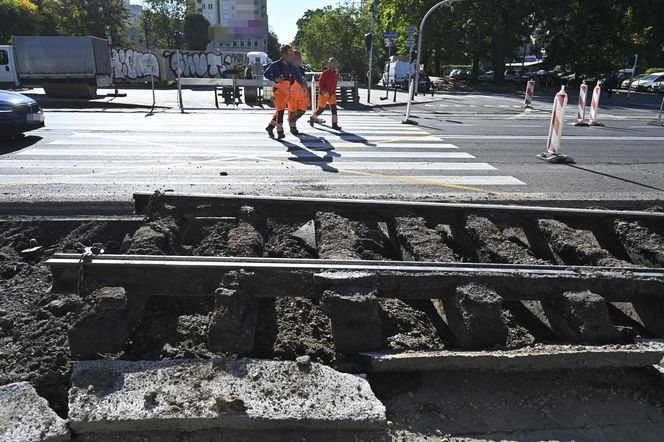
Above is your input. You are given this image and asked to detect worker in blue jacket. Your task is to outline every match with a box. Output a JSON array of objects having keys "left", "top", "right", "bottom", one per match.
[{"left": 263, "top": 44, "right": 305, "bottom": 139}]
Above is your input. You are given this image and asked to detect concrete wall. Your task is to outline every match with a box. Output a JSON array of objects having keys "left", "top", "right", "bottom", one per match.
[{"left": 111, "top": 48, "right": 248, "bottom": 82}]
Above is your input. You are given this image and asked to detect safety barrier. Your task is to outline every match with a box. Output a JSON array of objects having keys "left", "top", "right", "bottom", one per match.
[
  {"left": 523, "top": 80, "right": 535, "bottom": 108},
  {"left": 537, "top": 86, "right": 573, "bottom": 163},
  {"left": 574, "top": 83, "right": 588, "bottom": 126},
  {"left": 589, "top": 81, "right": 604, "bottom": 126}
]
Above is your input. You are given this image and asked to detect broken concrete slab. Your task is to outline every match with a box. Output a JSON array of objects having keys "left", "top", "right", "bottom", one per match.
[
  {"left": 542, "top": 291, "right": 621, "bottom": 343},
  {"left": 358, "top": 342, "right": 664, "bottom": 372},
  {"left": 392, "top": 216, "right": 457, "bottom": 261},
  {"left": 315, "top": 212, "right": 361, "bottom": 260},
  {"left": 68, "top": 358, "right": 386, "bottom": 433},
  {"left": 614, "top": 220, "right": 664, "bottom": 267},
  {"left": 436, "top": 283, "right": 507, "bottom": 349},
  {"left": 320, "top": 287, "right": 382, "bottom": 354},
  {"left": 68, "top": 286, "right": 146, "bottom": 358},
  {"left": 290, "top": 220, "right": 316, "bottom": 252},
  {"left": 0, "top": 382, "right": 70, "bottom": 442}
]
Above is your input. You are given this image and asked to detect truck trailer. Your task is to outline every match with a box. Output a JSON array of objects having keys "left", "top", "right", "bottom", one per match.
[{"left": 0, "top": 36, "right": 112, "bottom": 98}]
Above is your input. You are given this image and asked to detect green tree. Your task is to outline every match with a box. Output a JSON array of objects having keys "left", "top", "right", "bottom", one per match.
[
  {"left": 267, "top": 28, "right": 281, "bottom": 61},
  {"left": 293, "top": 4, "right": 370, "bottom": 77},
  {"left": 0, "top": 0, "right": 38, "bottom": 44},
  {"left": 53, "top": 0, "right": 130, "bottom": 43},
  {"left": 183, "top": 13, "right": 209, "bottom": 50},
  {"left": 143, "top": 0, "right": 188, "bottom": 48}
]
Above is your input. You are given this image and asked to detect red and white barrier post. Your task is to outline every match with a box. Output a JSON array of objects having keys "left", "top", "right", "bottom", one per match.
[
  {"left": 575, "top": 82, "right": 588, "bottom": 126},
  {"left": 538, "top": 86, "right": 573, "bottom": 163},
  {"left": 523, "top": 79, "right": 535, "bottom": 108},
  {"left": 589, "top": 80, "right": 604, "bottom": 126}
]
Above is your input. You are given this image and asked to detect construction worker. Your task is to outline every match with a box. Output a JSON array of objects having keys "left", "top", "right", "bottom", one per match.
[
  {"left": 263, "top": 44, "right": 304, "bottom": 139},
  {"left": 287, "top": 50, "right": 308, "bottom": 135},
  {"left": 309, "top": 58, "right": 341, "bottom": 131}
]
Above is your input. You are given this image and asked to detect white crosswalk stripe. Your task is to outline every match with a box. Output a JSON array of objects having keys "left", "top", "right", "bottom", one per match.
[{"left": 1, "top": 110, "right": 525, "bottom": 192}]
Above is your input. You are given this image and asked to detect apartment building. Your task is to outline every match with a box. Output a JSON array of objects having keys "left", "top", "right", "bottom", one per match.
[{"left": 197, "top": 0, "right": 268, "bottom": 52}]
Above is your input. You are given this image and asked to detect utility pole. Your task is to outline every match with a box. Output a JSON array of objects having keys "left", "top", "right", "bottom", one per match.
[
  {"left": 366, "top": 0, "right": 379, "bottom": 103},
  {"left": 406, "top": 0, "right": 462, "bottom": 123}
]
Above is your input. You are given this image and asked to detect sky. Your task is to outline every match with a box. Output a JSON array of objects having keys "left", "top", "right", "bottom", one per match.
[
  {"left": 130, "top": 1, "right": 340, "bottom": 45},
  {"left": 267, "top": 1, "right": 338, "bottom": 44}
]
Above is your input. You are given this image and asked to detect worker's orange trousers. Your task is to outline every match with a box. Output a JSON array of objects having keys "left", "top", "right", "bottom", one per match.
[{"left": 288, "top": 82, "right": 308, "bottom": 120}]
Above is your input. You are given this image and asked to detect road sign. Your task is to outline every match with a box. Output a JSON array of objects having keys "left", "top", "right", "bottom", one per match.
[
  {"left": 383, "top": 31, "right": 399, "bottom": 38},
  {"left": 385, "top": 39, "right": 393, "bottom": 47},
  {"left": 406, "top": 38, "right": 415, "bottom": 48},
  {"left": 406, "top": 25, "right": 416, "bottom": 35}
]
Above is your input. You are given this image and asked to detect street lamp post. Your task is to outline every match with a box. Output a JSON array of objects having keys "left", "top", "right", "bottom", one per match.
[{"left": 411, "top": 0, "right": 462, "bottom": 105}]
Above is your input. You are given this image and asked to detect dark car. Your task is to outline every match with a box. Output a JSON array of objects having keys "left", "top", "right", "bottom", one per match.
[{"left": 0, "top": 90, "right": 44, "bottom": 141}]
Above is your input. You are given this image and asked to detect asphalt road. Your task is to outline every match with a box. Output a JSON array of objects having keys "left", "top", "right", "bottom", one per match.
[{"left": 0, "top": 90, "right": 663, "bottom": 213}]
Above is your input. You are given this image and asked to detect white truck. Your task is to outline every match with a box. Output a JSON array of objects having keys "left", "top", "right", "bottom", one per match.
[
  {"left": 0, "top": 36, "right": 113, "bottom": 98},
  {"left": 381, "top": 55, "right": 415, "bottom": 88}
]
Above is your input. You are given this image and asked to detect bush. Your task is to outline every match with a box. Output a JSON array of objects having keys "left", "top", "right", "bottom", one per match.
[{"left": 645, "top": 67, "right": 664, "bottom": 74}]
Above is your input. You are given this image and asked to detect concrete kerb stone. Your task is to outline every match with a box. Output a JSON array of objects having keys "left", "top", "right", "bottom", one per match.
[
  {"left": 0, "top": 382, "right": 70, "bottom": 442},
  {"left": 542, "top": 291, "right": 622, "bottom": 343},
  {"left": 68, "top": 358, "right": 387, "bottom": 433}
]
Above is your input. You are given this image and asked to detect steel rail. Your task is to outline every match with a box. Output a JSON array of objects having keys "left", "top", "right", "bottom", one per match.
[
  {"left": 133, "top": 192, "right": 664, "bottom": 222},
  {"left": 47, "top": 253, "right": 664, "bottom": 301}
]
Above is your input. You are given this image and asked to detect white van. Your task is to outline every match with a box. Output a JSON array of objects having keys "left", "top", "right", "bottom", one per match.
[{"left": 381, "top": 56, "right": 415, "bottom": 88}]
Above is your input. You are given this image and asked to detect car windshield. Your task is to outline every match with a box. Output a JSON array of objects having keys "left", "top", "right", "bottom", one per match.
[{"left": 642, "top": 74, "right": 660, "bottom": 81}]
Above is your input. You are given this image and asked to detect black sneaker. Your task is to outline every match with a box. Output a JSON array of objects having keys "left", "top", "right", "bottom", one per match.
[
  {"left": 332, "top": 124, "right": 342, "bottom": 131},
  {"left": 290, "top": 127, "right": 299, "bottom": 136},
  {"left": 277, "top": 131, "right": 286, "bottom": 140},
  {"left": 266, "top": 125, "right": 275, "bottom": 138},
  {"left": 308, "top": 117, "right": 315, "bottom": 127}
]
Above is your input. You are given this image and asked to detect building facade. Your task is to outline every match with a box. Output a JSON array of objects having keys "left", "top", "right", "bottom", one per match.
[
  {"left": 122, "top": 0, "right": 145, "bottom": 48},
  {"left": 196, "top": 0, "right": 268, "bottom": 52}
]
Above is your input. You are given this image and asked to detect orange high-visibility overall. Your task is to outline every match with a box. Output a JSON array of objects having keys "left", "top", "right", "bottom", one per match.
[
  {"left": 288, "top": 80, "right": 308, "bottom": 123},
  {"left": 271, "top": 80, "right": 291, "bottom": 128}
]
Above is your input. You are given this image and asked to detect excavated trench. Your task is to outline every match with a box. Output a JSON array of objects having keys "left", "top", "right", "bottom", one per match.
[{"left": 2, "top": 204, "right": 664, "bottom": 439}]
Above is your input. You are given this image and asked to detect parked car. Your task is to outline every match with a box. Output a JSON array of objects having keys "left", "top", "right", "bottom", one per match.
[
  {"left": 621, "top": 74, "right": 646, "bottom": 89},
  {"left": 449, "top": 69, "right": 470, "bottom": 81},
  {"left": 504, "top": 69, "right": 525, "bottom": 84},
  {"left": 477, "top": 71, "right": 494, "bottom": 82},
  {"left": 400, "top": 71, "right": 431, "bottom": 92},
  {"left": 0, "top": 89, "right": 44, "bottom": 141},
  {"left": 629, "top": 72, "right": 664, "bottom": 92}
]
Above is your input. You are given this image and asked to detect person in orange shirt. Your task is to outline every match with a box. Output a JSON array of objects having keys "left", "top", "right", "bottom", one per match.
[
  {"left": 287, "top": 50, "right": 308, "bottom": 135},
  {"left": 309, "top": 58, "right": 342, "bottom": 131},
  {"left": 263, "top": 45, "right": 304, "bottom": 139}
]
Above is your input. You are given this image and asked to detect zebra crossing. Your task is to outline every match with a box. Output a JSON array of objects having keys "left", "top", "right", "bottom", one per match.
[{"left": 0, "top": 110, "right": 525, "bottom": 199}]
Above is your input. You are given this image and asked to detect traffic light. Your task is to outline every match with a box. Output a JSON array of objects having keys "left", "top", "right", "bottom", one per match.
[{"left": 364, "top": 33, "right": 373, "bottom": 51}]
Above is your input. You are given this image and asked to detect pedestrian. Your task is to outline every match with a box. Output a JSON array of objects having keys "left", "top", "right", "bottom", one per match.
[
  {"left": 287, "top": 50, "right": 308, "bottom": 135},
  {"left": 263, "top": 44, "right": 305, "bottom": 139},
  {"left": 309, "top": 58, "right": 342, "bottom": 131},
  {"left": 606, "top": 72, "right": 618, "bottom": 99}
]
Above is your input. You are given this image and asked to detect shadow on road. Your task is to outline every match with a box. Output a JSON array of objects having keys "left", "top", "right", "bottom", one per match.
[
  {"left": 314, "top": 125, "right": 377, "bottom": 147},
  {"left": 567, "top": 164, "right": 664, "bottom": 192},
  {"left": 0, "top": 135, "right": 42, "bottom": 155},
  {"left": 277, "top": 139, "right": 339, "bottom": 173}
]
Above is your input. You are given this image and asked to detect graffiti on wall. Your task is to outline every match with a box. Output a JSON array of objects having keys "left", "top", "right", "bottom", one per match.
[
  {"left": 112, "top": 49, "right": 160, "bottom": 80},
  {"left": 112, "top": 48, "right": 247, "bottom": 81}
]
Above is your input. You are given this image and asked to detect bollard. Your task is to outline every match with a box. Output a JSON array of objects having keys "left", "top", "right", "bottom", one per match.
[
  {"left": 401, "top": 78, "right": 418, "bottom": 125},
  {"left": 574, "top": 83, "right": 588, "bottom": 126},
  {"left": 537, "top": 86, "right": 573, "bottom": 163},
  {"left": 523, "top": 79, "right": 535, "bottom": 108},
  {"left": 649, "top": 96, "right": 664, "bottom": 127},
  {"left": 589, "top": 81, "right": 604, "bottom": 126}
]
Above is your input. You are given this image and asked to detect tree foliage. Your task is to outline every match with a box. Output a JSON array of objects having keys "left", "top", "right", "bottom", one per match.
[
  {"left": 184, "top": 13, "right": 209, "bottom": 50},
  {"left": 267, "top": 28, "right": 281, "bottom": 61},
  {"left": 0, "top": 0, "right": 39, "bottom": 43},
  {"left": 293, "top": 4, "right": 370, "bottom": 77},
  {"left": 143, "top": 0, "right": 188, "bottom": 48},
  {"left": 52, "top": 0, "right": 130, "bottom": 43},
  {"left": 293, "top": 0, "right": 664, "bottom": 83}
]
